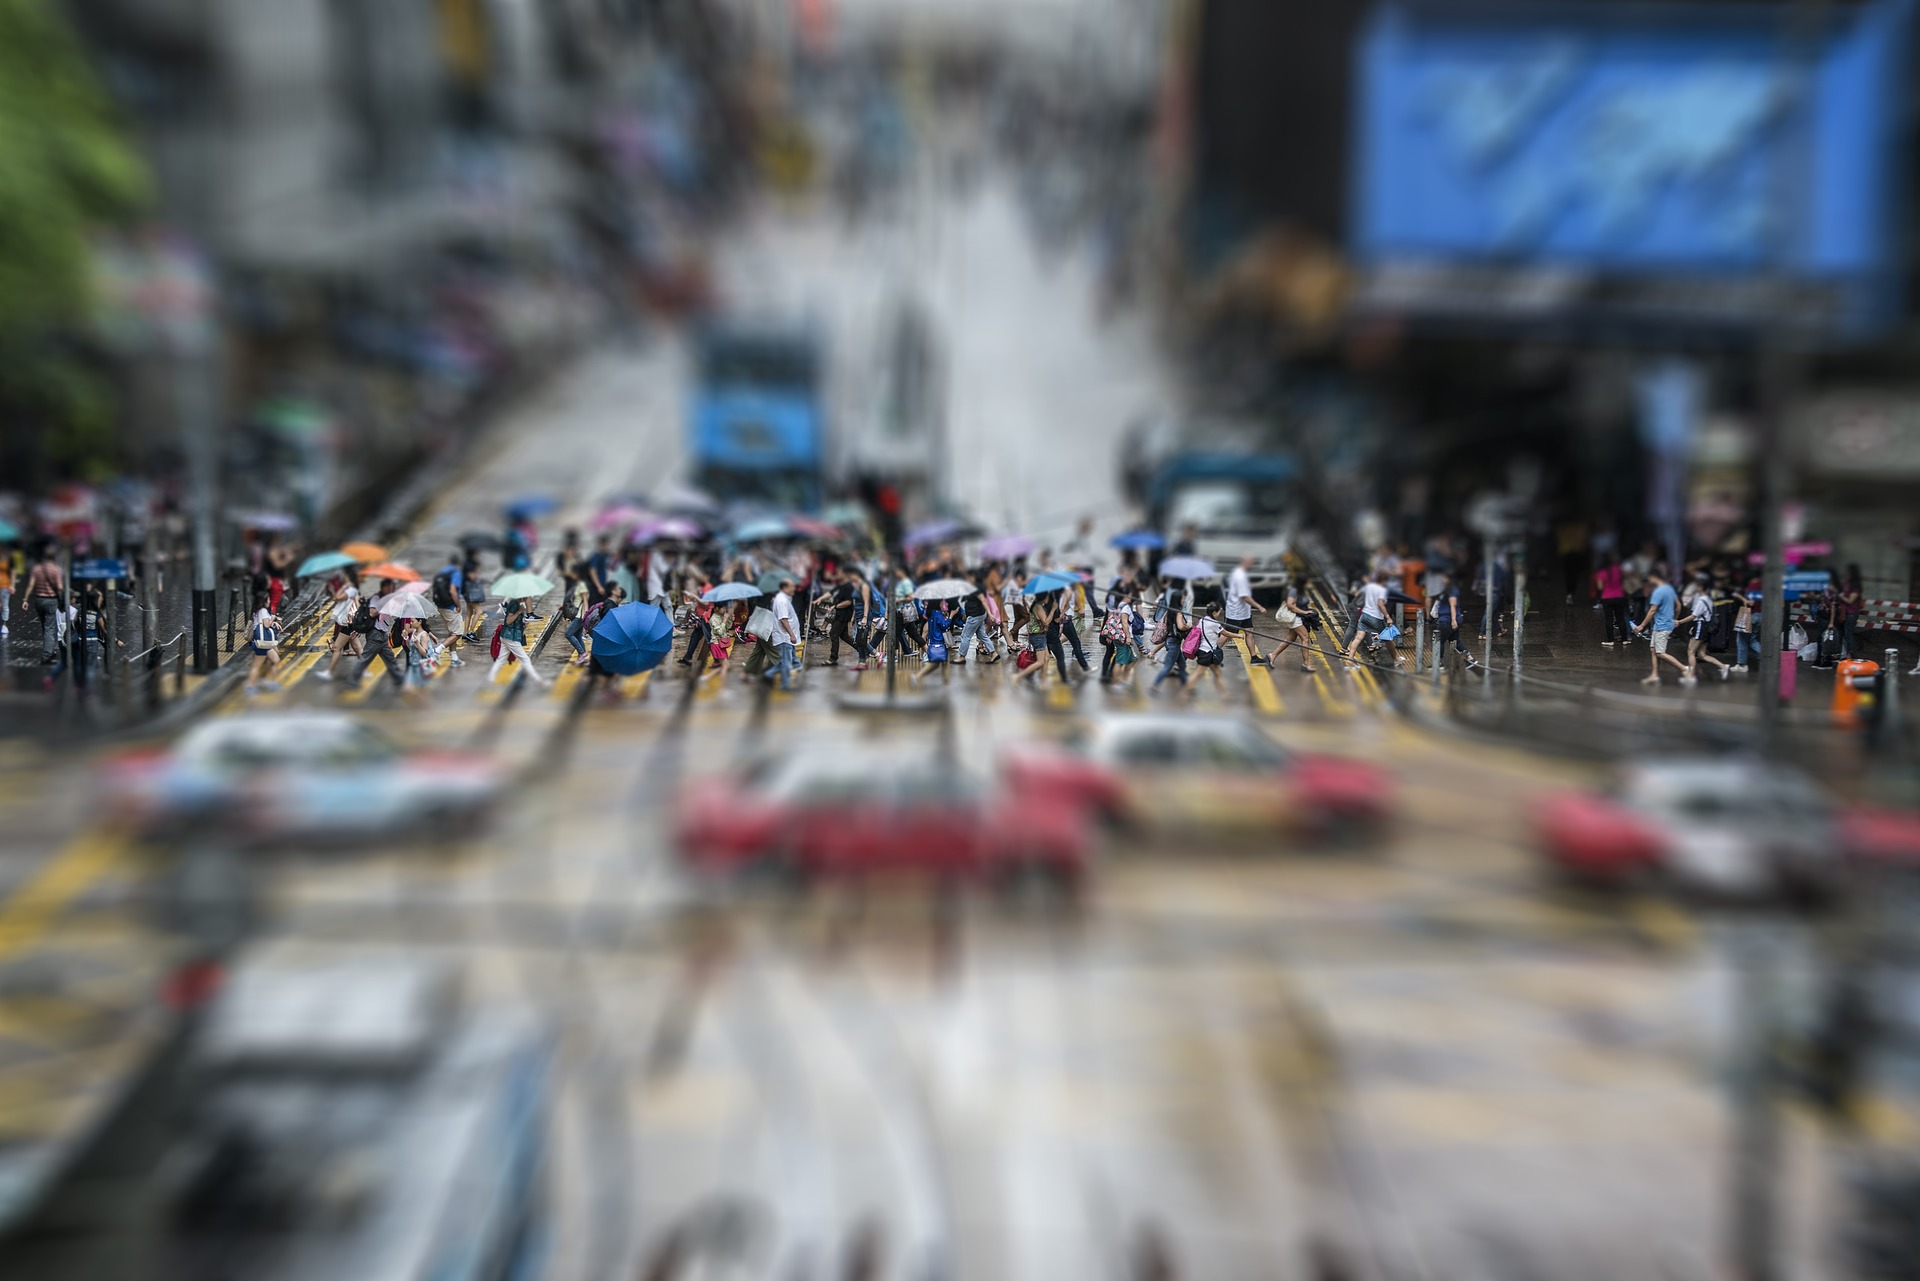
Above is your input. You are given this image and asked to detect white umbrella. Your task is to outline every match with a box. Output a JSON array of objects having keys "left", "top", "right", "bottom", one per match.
[
  {"left": 913, "top": 578, "right": 977, "bottom": 600},
  {"left": 378, "top": 592, "right": 438, "bottom": 619}
]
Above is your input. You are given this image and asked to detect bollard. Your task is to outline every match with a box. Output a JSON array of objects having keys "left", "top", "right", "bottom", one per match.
[
  {"left": 1431, "top": 626, "right": 1442, "bottom": 694},
  {"left": 174, "top": 643, "right": 186, "bottom": 696},
  {"left": 1886, "top": 648, "right": 1902, "bottom": 738},
  {"left": 1415, "top": 607, "right": 1427, "bottom": 675}
]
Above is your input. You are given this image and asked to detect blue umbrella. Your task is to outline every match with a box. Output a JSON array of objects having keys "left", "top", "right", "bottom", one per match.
[
  {"left": 1022, "top": 570, "right": 1082, "bottom": 596},
  {"left": 732, "top": 517, "right": 792, "bottom": 542},
  {"left": 296, "top": 551, "right": 358, "bottom": 577},
  {"left": 906, "top": 518, "right": 963, "bottom": 547},
  {"left": 1110, "top": 530, "right": 1165, "bottom": 550},
  {"left": 590, "top": 602, "right": 676, "bottom": 676},
  {"left": 506, "top": 496, "right": 557, "bottom": 517},
  {"left": 701, "top": 582, "right": 764, "bottom": 604},
  {"left": 0, "top": 519, "right": 19, "bottom": 542}
]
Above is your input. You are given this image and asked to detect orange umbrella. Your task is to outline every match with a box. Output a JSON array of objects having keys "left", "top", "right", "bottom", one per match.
[
  {"left": 361, "top": 562, "right": 421, "bottom": 582},
  {"left": 341, "top": 541, "right": 388, "bottom": 563}
]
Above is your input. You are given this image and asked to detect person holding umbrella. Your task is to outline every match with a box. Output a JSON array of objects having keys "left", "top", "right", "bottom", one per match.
[
  {"left": 571, "top": 584, "right": 625, "bottom": 666},
  {"left": 490, "top": 595, "right": 549, "bottom": 687},
  {"left": 459, "top": 553, "right": 489, "bottom": 641}
]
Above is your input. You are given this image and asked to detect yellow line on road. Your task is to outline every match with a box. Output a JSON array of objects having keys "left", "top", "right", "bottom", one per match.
[
  {"left": 550, "top": 661, "right": 587, "bottom": 701},
  {"left": 0, "top": 829, "right": 130, "bottom": 961},
  {"left": 1232, "top": 635, "right": 1283, "bottom": 716},
  {"left": 618, "top": 671, "right": 652, "bottom": 700}
]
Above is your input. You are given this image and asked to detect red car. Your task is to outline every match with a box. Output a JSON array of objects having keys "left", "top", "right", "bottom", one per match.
[
  {"left": 1002, "top": 714, "right": 1394, "bottom": 844},
  {"left": 676, "top": 754, "right": 1091, "bottom": 894},
  {"left": 1531, "top": 757, "right": 1920, "bottom": 898}
]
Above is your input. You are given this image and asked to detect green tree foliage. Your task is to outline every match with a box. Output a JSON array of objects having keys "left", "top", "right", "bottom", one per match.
[{"left": 0, "top": 0, "right": 149, "bottom": 483}]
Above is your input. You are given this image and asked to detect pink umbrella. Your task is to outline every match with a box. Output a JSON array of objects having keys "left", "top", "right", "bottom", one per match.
[
  {"left": 785, "top": 515, "right": 844, "bottom": 540},
  {"left": 979, "top": 534, "right": 1034, "bottom": 561},
  {"left": 631, "top": 516, "right": 702, "bottom": 542},
  {"left": 593, "top": 504, "right": 651, "bottom": 531},
  {"left": 396, "top": 579, "right": 434, "bottom": 595}
]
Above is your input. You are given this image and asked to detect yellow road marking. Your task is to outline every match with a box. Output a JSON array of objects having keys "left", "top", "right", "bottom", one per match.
[
  {"left": 550, "top": 661, "right": 587, "bottom": 701},
  {"left": 1232, "top": 635, "right": 1283, "bottom": 716},
  {"left": 0, "top": 830, "right": 130, "bottom": 960},
  {"left": 1625, "top": 895, "right": 1696, "bottom": 952}
]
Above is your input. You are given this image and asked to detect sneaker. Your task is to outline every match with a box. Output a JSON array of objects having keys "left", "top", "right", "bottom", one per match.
[
  {"left": 1601, "top": 641, "right": 1614, "bottom": 649},
  {"left": 848, "top": 663, "right": 868, "bottom": 672},
  {"left": 1639, "top": 674, "right": 1662, "bottom": 686},
  {"left": 1250, "top": 656, "right": 1271, "bottom": 667},
  {"left": 1730, "top": 665, "right": 1748, "bottom": 674},
  {"left": 314, "top": 669, "right": 333, "bottom": 682},
  {"left": 1720, "top": 666, "right": 1731, "bottom": 682},
  {"left": 1679, "top": 674, "right": 1698, "bottom": 687}
]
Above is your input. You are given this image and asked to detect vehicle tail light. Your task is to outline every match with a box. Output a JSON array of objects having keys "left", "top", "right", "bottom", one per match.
[{"left": 164, "top": 959, "right": 226, "bottom": 1011}]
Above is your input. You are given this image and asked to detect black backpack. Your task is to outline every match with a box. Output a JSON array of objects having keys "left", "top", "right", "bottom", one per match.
[
  {"left": 431, "top": 570, "right": 457, "bottom": 608},
  {"left": 351, "top": 598, "right": 376, "bottom": 635}
]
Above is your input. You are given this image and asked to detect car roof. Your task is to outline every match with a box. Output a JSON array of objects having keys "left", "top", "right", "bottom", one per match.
[{"left": 177, "top": 713, "right": 380, "bottom": 753}]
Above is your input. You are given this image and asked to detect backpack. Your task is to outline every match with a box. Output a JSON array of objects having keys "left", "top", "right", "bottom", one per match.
[
  {"left": 1181, "top": 625, "right": 1203, "bottom": 657},
  {"left": 351, "top": 599, "right": 376, "bottom": 635},
  {"left": 1100, "top": 609, "right": 1129, "bottom": 644},
  {"left": 431, "top": 570, "right": 457, "bottom": 608}
]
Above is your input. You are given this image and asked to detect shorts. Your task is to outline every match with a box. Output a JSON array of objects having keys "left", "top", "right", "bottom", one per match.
[
  {"left": 1196, "top": 648, "right": 1224, "bottom": 668},
  {"left": 1650, "top": 629, "right": 1673, "bottom": 654},
  {"left": 1359, "top": 614, "right": 1386, "bottom": 636},
  {"left": 1223, "top": 616, "right": 1250, "bottom": 633}
]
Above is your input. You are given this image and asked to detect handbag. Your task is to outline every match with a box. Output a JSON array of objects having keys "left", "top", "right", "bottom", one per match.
[
  {"left": 1016, "top": 647, "right": 1038, "bottom": 670},
  {"left": 1181, "top": 625, "right": 1203, "bottom": 657},
  {"left": 926, "top": 639, "right": 948, "bottom": 662},
  {"left": 746, "top": 606, "right": 777, "bottom": 641},
  {"left": 1379, "top": 623, "right": 1401, "bottom": 643},
  {"left": 489, "top": 624, "right": 505, "bottom": 661}
]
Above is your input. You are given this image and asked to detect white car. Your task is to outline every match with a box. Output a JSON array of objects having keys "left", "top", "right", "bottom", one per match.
[{"left": 104, "top": 713, "right": 501, "bottom": 844}]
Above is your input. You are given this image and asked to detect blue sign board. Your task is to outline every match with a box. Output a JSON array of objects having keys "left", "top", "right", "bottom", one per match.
[
  {"left": 1354, "top": 0, "right": 1912, "bottom": 334},
  {"left": 70, "top": 558, "right": 130, "bottom": 580},
  {"left": 1782, "top": 571, "right": 1831, "bottom": 602}
]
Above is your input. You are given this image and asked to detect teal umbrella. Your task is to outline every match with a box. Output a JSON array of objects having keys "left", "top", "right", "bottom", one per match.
[
  {"left": 296, "top": 551, "right": 357, "bottom": 577},
  {"left": 0, "top": 519, "right": 20, "bottom": 542}
]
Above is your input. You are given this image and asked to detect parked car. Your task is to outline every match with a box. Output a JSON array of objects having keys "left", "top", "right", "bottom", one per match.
[
  {"left": 1002, "top": 715, "right": 1394, "bottom": 844},
  {"left": 676, "top": 753, "right": 1091, "bottom": 894},
  {"left": 1530, "top": 757, "right": 1920, "bottom": 898},
  {"left": 103, "top": 713, "right": 501, "bottom": 844}
]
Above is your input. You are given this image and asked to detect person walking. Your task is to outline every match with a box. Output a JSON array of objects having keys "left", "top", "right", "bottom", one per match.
[
  {"left": 430, "top": 556, "right": 465, "bottom": 640},
  {"left": 1683, "top": 580, "right": 1731, "bottom": 683},
  {"left": 0, "top": 545, "right": 12, "bottom": 637},
  {"left": 1184, "top": 604, "right": 1229, "bottom": 704},
  {"left": 489, "top": 596, "right": 549, "bottom": 687},
  {"left": 1630, "top": 568, "right": 1688, "bottom": 686},
  {"left": 24, "top": 548, "right": 65, "bottom": 664},
  {"left": 703, "top": 602, "right": 749, "bottom": 683},
  {"left": 1014, "top": 590, "right": 1067, "bottom": 687},
  {"left": 1274, "top": 580, "right": 1317, "bottom": 672},
  {"left": 1594, "top": 553, "right": 1629, "bottom": 647},
  {"left": 243, "top": 605, "right": 283, "bottom": 696},
  {"left": 583, "top": 535, "right": 615, "bottom": 608},
  {"left": 1224, "top": 554, "right": 1271, "bottom": 667},
  {"left": 553, "top": 530, "right": 583, "bottom": 619},
  {"left": 769, "top": 578, "right": 801, "bottom": 691},
  {"left": 1058, "top": 585, "right": 1092, "bottom": 676},
  {"left": 459, "top": 554, "right": 489, "bottom": 640},
  {"left": 953, "top": 576, "right": 998, "bottom": 666},
  {"left": 569, "top": 586, "right": 623, "bottom": 668},
  {"left": 827, "top": 568, "right": 870, "bottom": 668},
  {"left": 915, "top": 601, "right": 952, "bottom": 687},
  {"left": 1731, "top": 580, "right": 1759, "bottom": 674},
  {"left": 1150, "top": 578, "right": 1190, "bottom": 695},
  {"left": 314, "top": 585, "right": 367, "bottom": 681},
  {"left": 1344, "top": 570, "right": 1394, "bottom": 669}
]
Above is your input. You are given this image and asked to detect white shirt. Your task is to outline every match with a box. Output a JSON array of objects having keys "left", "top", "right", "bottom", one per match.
[
  {"left": 1691, "top": 593, "right": 1713, "bottom": 625},
  {"left": 1197, "top": 616, "right": 1225, "bottom": 652},
  {"left": 645, "top": 555, "right": 669, "bottom": 601},
  {"left": 1226, "top": 566, "right": 1254, "bottom": 621},
  {"left": 1360, "top": 581, "right": 1389, "bottom": 620},
  {"left": 771, "top": 591, "right": 800, "bottom": 645}
]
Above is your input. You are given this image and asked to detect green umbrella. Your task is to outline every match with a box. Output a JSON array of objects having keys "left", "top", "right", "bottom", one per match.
[
  {"left": 490, "top": 572, "right": 554, "bottom": 599},
  {"left": 756, "top": 570, "right": 788, "bottom": 595}
]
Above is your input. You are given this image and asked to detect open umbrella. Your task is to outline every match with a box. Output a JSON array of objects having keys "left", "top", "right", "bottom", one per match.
[
  {"left": 731, "top": 517, "right": 792, "bottom": 543},
  {"left": 0, "top": 519, "right": 19, "bottom": 542},
  {"left": 232, "top": 510, "right": 298, "bottom": 531},
  {"left": 980, "top": 535, "right": 1034, "bottom": 561},
  {"left": 785, "top": 515, "right": 843, "bottom": 541},
  {"left": 396, "top": 579, "right": 434, "bottom": 595},
  {"left": 633, "top": 516, "right": 703, "bottom": 542},
  {"left": 913, "top": 578, "right": 977, "bottom": 600},
  {"left": 296, "top": 551, "right": 357, "bottom": 578},
  {"left": 378, "top": 592, "right": 437, "bottom": 619},
  {"left": 906, "top": 518, "right": 963, "bottom": 547},
  {"left": 490, "top": 572, "right": 553, "bottom": 599},
  {"left": 361, "top": 562, "right": 421, "bottom": 582},
  {"left": 590, "top": 602, "right": 676, "bottom": 676},
  {"left": 755, "top": 570, "right": 790, "bottom": 595},
  {"left": 457, "top": 531, "right": 502, "bottom": 552},
  {"left": 1022, "top": 570, "right": 1082, "bottom": 596},
  {"left": 1157, "top": 556, "right": 1217, "bottom": 581},
  {"left": 1111, "top": 530, "right": 1165, "bottom": 550},
  {"left": 701, "top": 582, "right": 764, "bottom": 604},
  {"left": 656, "top": 483, "right": 721, "bottom": 516},
  {"left": 593, "top": 504, "right": 650, "bottom": 531},
  {"left": 506, "top": 496, "right": 557, "bottom": 517},
  {"left": 820, "top": 502, "right": 869, "bottom": 529},
  {"left": 341, "top": 542, "right": 388, "bottom": 564}
]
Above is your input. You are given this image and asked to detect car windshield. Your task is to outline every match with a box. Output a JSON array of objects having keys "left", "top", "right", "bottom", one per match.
[{"left": 1167, "top": 480, "right": 1291, "bottom": 533}]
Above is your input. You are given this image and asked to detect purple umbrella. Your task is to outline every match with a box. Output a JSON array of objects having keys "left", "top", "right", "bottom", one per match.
[
  {"left": 631, "top": 516, "right": 703, "bottom": 542},
  {"left": 906, "top": 518, "right": 964, "bottom": 548},
  {"left": 978, "top": 534, "right": 1034, "bottom": 561}
]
